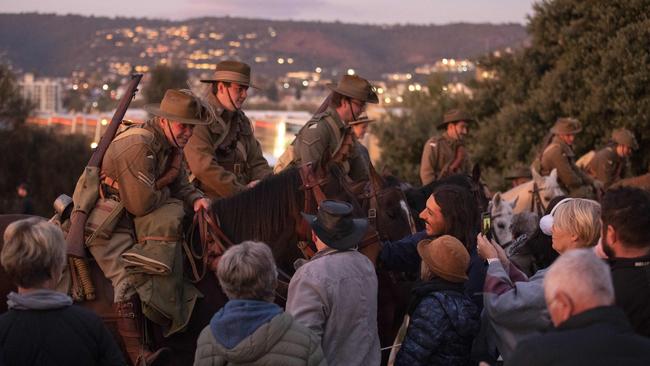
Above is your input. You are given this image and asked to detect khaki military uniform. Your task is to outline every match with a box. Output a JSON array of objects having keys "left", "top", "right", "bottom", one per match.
[
  {"left": 586, "top": 144, "right": 628, "bottom": 189},
  {"left": 88, "top": 119, "right": 203, "bottom": 335},
  {"left": 184, "top": 94, "right": 272, "bottom": 198},
  {"left": 535, "top": 135, "right": 594, "bottom": 198},
  {"left": 292, "top": 107, "right": 369, "bottom": 181},
  {"left": 419, "top": 132, "right": 470, "bottom": 185}
]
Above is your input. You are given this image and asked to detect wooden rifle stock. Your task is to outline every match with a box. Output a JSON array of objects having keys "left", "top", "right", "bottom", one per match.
[{"left": 66, "top": 74, "right": 143, "bottom": 258}]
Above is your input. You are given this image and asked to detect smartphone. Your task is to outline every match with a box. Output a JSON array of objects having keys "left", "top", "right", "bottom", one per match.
[{"left": 481, "top": 212, "right": 492, "bottom": 239}]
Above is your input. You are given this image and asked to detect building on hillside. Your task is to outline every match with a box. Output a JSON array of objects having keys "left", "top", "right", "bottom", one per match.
[{"left": 18, "top": 73, "right": 64, "bottom": 113}]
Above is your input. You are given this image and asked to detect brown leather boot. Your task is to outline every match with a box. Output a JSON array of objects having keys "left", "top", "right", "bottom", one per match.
[{"left": 114, "top": 296, "right": 170, "bottom": 366}]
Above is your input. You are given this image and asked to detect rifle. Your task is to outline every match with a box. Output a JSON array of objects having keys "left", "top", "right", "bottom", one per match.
[{"left": 66, "top": 74, "right": 143, "bottom": 258}]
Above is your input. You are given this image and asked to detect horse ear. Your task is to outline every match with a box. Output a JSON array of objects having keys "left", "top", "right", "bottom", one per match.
[
  {"left": 493, "top": 192, "right": 502, "bottom": 207},
  {"left": 549, "top": 168, "right": 558, "bottom": 181},
  {"left": 511, "top": 196, "right": 519, "bottom": 209},
  {"left": 472, "top": 164, "right": 481, "bottom": 182},
  {"left": 531, "top": 167, "right": 543, "bottom": 182}
]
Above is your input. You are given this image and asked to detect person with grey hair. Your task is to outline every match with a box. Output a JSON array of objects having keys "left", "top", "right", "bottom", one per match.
[
  {"left": 0, "top": 217, "right": 124, "bottom": 366},
  {"left": 506, "top": 249, "right": 650, "bottom": 366},
  {"left": 477, "top": 198, "right": 601, "bottom": 362},
  {"left": 194, "top": 241, "right": 325, "bottom": 366}
]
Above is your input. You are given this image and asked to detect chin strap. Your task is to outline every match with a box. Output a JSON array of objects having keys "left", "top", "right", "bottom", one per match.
[{"left": 164, "top": 119, "right": 181, "bottom": 148}]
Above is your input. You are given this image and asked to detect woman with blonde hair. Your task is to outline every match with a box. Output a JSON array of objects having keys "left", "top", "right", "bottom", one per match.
[
  {"left": 477, "top": 198, "right": 601, "bottom": 363},
  {"left": 0, "top": 217, "right": 124, "bottom": 366}
]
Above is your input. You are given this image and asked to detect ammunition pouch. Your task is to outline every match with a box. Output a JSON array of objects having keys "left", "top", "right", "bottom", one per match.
[{"left": 85, "top": 198, "right": 124, "bottom": 243}]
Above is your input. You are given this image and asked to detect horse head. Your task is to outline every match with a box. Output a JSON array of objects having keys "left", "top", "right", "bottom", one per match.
[
  {"left": 489, "top": 192, "right": 517, "bottom": 245},
  {"left": 532, "top": 168, "right": 565, "bottom": 209}
]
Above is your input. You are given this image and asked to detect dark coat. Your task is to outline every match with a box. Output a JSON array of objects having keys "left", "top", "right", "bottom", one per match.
[
  {"left": 395, "top": 280, "right": 479, "bottom": 366},
  {"left": 609, "top": 255, "right": 650, "bottom": 338},
  {"left": 506, "top": 306, "right": 650, "bottom": 366},
  {"left": 380, "top": 231, "right": 487, "bottom": 309},
  {"left": 0, "top": 305, "right": 124, "bottom": 366}
]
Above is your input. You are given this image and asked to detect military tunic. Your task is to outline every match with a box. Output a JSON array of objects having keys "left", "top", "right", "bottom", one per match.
[
  {"left": 586, "top": 145, "right": 628, "bottom": 189},
  {"left": 184, "top": 94, "right": 272, "bottom": 198},
  {"left": 419, "top": 132, "right": 470, "bottom": 185},
  {"left": 537, "top": 136, "right": 594, "bottom": 197},
  {"left": 292, "top": 107, "right": 369, "bottom": 181},
  {"left": 88, "top": 119, "right": 203, "bottom": 333}
]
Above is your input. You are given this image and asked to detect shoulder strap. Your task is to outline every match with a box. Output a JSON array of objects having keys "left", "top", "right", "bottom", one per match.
[
  {"left": 323, "top": 115, "right": 343, "bottom": 143},
  {"left": 112, "top": 126, "right": 154, "bottom": 143}
]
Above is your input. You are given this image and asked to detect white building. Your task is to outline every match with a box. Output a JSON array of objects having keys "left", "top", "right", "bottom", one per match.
[{"left": 19, "top": 73, "right": 63, "bottom": 113}]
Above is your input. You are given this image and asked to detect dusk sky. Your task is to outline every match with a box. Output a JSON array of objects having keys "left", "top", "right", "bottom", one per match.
[{"left": 2, "top": 0, "right": 538, "bottom": 24}]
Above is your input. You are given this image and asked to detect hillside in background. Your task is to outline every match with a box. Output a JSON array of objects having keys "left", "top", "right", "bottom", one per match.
[{"left": 0, "top": 13, "right": 528, "bottom": 78}]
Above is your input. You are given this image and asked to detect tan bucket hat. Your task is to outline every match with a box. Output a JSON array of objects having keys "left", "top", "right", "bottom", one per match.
[
  {"left": 327, "top": 75, "right": 379, "bottom": 104},
  {"left": 506, "top": 166, "right": 533, "bottom": 180},
  {"left": 348, "top": 114, "right": 376, "bottom": 126},
  {"left": 437, "top": 109, "right": 476, "bottom": 130},
  {"left": 143, "top": 89, "right": 209, "bottom": 125},
  {"left": 200, "top": 60, "right": 259, "bottom": 89},
  {"left": 417, "top": 235, "right": 469, "bottom": 283},
  {"left": 612, "top": 128, "right": 638, "bottom": 150},
  {"left": 550, "top": 117, "right": 582, "bottom": 135}
]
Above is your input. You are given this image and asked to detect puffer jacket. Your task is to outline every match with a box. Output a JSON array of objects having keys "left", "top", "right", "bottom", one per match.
[
  {"left": 395, "top": 280, "right": 480, "bottom": 366},
  {"left": 194, "top": 302, "right": 325, "bottom": 366}
]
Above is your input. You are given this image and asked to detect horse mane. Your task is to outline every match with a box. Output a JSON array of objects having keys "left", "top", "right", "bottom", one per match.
[{"left": 210, "top": 167, "right": 303, "bottom": 243}]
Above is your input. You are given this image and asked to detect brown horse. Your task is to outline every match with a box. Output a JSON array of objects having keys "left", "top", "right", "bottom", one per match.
[{"left": 0, "top": 161, "right": 414, "bottom": 365}]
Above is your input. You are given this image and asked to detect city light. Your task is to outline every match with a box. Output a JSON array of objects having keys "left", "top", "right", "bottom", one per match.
[
  {"left": 384, "top": 97, "right": 391, "bottom": 104},
  {"left": 376, "top": 87, "right": 384, "bottom": 94},
  {"left": 72, "top": 84, "right": 78, "bottom": 90},
  {"left": 408, "top": 85, "right": 415, "bottom": 92},
  {"left": 315, "top": 67, "right": 322, "bottom": 73},
  {"left": 90, "top": 142, "right": 98, "bottom": 149},
  {"left": 283, "top": 82, "right": 290, "bottom": 89},
  {"left": 302, "top": 80, "right": 309, "bottom": 87},
  {"left": 287, "top": 58, "right": 294, "bottom": 64},
  {"left": 102, "top": 84, "right": 109, "bottom": 91},
  {"left": 277, "top": 58, "right": 285, "bottom": 64},
  {"left": 347, "top": 69, "right": 355, "bottom": 75},
  {"left": 101, "top": 118, "right": 108, "bottom": 126}
]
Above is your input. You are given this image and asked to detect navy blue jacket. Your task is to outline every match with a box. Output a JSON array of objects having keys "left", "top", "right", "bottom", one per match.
[
  {"left": 395, "top": 280, "right": 480, "bottom": 366},
  {"left": 380, "top": 231, "right": 487, "bottom": 309},
  {"left": 506, "top": 306, "right": 650, "bottom": 366}
]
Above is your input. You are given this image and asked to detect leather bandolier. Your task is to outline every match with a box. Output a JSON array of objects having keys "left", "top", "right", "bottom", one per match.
[{"left": 214, "top": 112, "right": 248, "bottom": 178}]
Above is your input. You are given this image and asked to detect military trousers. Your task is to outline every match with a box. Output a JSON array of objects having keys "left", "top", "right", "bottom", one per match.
[{"left": 87, "top": 198, "right": 185, "bottom": 302}]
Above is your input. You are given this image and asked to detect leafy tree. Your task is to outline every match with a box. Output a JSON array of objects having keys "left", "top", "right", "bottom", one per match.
[
  {"left": 374, "top": 1, "right": 650, "bottom": 190},
  {"left": 143, "top": 64, "right": 189, "bottom": 104},
  {"left": 466, "top": 0, "right": 650, "bottom": 188},
  {"left": 0, "top": 63, "right": 33, "bottom": 128}
]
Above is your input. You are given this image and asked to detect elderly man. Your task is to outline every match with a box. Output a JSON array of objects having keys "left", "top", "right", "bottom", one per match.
[
  {"left": 291, "top": 75, "right": 378, "bottom": 181},
  {"left": 506, "top": 249, "right": 650, "bottom": 366},
  {"left": 599, "top": 187, "right": 650, "bottom": 337},
  {"left": 586, "top": 128, "right": 638, "bottom": 188},
  {"left": 85, "top": 89, "right": 210, "bottom": 365},
  {"left": 194, "top": 241, "right": 325, "bottom": 366},
  {"left": 184, "top": 60, "right": 272, "bottom": 198},
  {"left": 286, "top": 200, "right": 380, "bottom": 366},
  {"left": 533, "top": 117, "right": 598, "bottom": 198},
  {"left": 420, "top": 109, "right": 475, "bottom": 185}
]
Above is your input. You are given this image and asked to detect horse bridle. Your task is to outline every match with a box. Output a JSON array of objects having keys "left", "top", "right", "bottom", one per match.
[
  {"left": 297, "top": 163, "right": 380, "bottom": 259},
  {"left": 529, "top": 182, "right": 547, "bottom": 217}
]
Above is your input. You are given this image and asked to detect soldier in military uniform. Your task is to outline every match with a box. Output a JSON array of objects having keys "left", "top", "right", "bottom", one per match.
[
  {"left": 291, "top": 74, "right": 378, "bottom": 181},
  {"left": 184, "top": 60, "right": 272, "bottom": 198},
  {"left": 350, "top": 113, "right": 375, "bottom": 168},
  {"left": 533, "top": 117, "right": 600, "bottom": 198},
  {"left": 419, "top": 109, "right": 474, "bottom": 185},
  {"left": 87, "top": 90, "right": 210, "bottom": 365},
  {"left": 505, "top": 166, "right": 533, "bottom": 188},
  {"left": 585, "top": 128, "right": 638, "bottom": 189}
]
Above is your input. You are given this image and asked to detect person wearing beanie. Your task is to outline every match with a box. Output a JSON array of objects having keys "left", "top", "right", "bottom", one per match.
[{"left": 394, "top": 235, "right": 480, "bottom": 366}]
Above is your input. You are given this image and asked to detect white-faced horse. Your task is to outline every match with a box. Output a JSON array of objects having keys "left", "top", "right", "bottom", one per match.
[
  {"left": 488, "top": 192, "right": 517, "bottom": 245},
  {"left": 501, "top": 168, "right": 565, "bottom": 215}
]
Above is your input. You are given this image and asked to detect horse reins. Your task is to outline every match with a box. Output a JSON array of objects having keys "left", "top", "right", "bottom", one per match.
[{"left": 529, "top": 182, "right": 547, "bottom": 217}]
